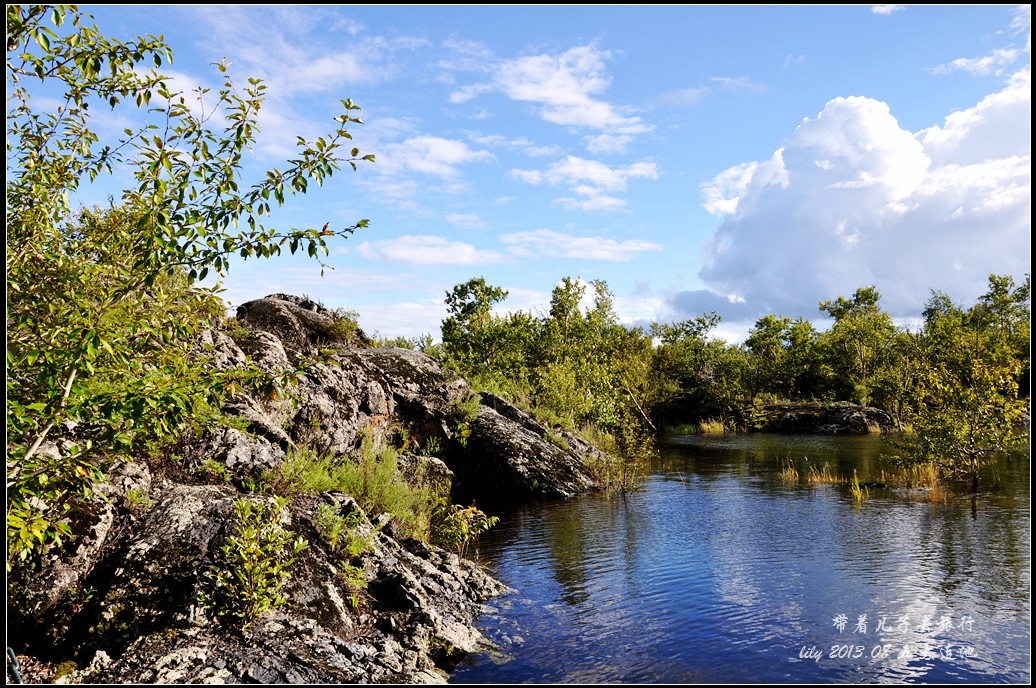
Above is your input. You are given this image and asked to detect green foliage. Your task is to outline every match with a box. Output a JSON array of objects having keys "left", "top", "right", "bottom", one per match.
[
  {"left": 202, "top": 497, "right": 308, "bottom": 630},
  {"left": 451, "top": 392, "right": 482, "bottom": 424},
  {"left": 818, "top": 286, "right": 898, "bottom": 406},
  {"left": 649, "top": 314, "right": 748, "bottom": 427},
  {"left": 430, "top": 498, "right": 500, "bottom": 558},
  {"left": 313, "top": 502, "right": 371, "bottom": 560},
  {"left": 198, "top": 458, "right": 231, "bottom": 483},
  {"left": 884, "top": 275, "right": 1030, "bottom": 492},
  {"left": 6, "top": 5, "right": 373, "bottom": 567},
  {"left": 273, "top": 441, "right": 435, "bottom": 542},
  {"left": 276, "top": 447, "right": 343, "bottom": 495},
  {"left": 319, "top": 309, "right": 362, "bottom": 343}
]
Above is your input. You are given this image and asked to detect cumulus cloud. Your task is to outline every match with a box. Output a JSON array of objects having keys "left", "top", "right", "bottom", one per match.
[
  {"left": 450, "top": 44, "right": 652, "bottom": 151},
  {"left": 680, "top": 72, "right": 1030, "bottom": 326},
  {"left": 871, "top": 5, "right": 905, "bottom": 16},
  {"left": 500, "top": 229, "right": 663, "bottom": 261},
  {"left": 357, "top": 235, "right": 507, "bottom": 265}
]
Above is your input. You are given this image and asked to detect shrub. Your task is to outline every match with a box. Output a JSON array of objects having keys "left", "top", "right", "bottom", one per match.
[
  {"left": 430, "top": 498, "right": 499, "bottom": 558},
  {"left": 202, "top": 497, "right": 307, "bottom": 630}
]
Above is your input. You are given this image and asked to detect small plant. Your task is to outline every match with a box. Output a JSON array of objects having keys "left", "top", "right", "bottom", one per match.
[
  {"left": 339, "top": 564, "right": 368, "bottom": 608},
  {"left": 202, "top": 497, "right": 307, "bottom": 631},
  {"left": 545, "top": 431, "right": 571, "bottom": 452},
  {"left": 431, "top": 498, "right": 499, "bottom": 559},
  {"left": 698, "top": 418, "right": 727, "bottom": 434},
  {"left": 125, "top": 487, "right": 155, "bottom": 511},
  {"left": 422, "top": 436, "right": 443, "bottom": 457},
  {"left": 807, "top": 462, "right": 840, "bottom": 485},
  {"left": 198, "top": 459, "right": 231, "bottom": 483},
  {"left": 276, "top": 447, "right": 342, "bottom": 495},
  {"left": 240, "top": 471, "right": 275, "bottom": 494},
  {"left": 314, "top": 503, "right": 371, "bottom": 558},
  {"left": 451, "top": 392, "right": 482, "bottom": 424}
]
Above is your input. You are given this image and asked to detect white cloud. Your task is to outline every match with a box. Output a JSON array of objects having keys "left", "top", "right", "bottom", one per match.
[
  {"left": 584, "top": 133, "right": 637, "bottom": 155},
  {"left": 355, "top": 299, "right": 450, "bottom": 340},
  {"left": 932, "top": 47, "right": 1026, "bottom": 77},
  {"left": 356, "top": 235, "right": 506, "bottom": 265},
  {"left": 445, "top": 213, "right": 486, "bottom": 229},
  {"left": 513, "top": 156, "right": 659, "bottom": 211},
  {"left": 500, "top": 229, "right": 663, "bottom": 261},
  {"left": 656, "top": 76, "right": 763, "bottom": 110},
  {"left": 451, "top": 44, "right": 652, "bottom": 148},
  {"left": 513, "top": 156, "right": 659, "bottom": 191},
  {"left": 710, "top": 76, "right": 767, "bottom": 92},
  {"left": 871, "top": 5, "right": 905, "bottom": 16},
  {"left": 379, "top": 136, "right": 493, "bottom": 178},
  {"left": 931, "top": 7, "right": 1029, "bottom": 76},
  {"left": 677, "top": 71, "right": 1030, "bottom": 326},
  {"left": 657, "top": 87, "right": 712, "bottom": 107},
  {"left": 919, "top": 68, "right": 1030, "bottom": 165}
]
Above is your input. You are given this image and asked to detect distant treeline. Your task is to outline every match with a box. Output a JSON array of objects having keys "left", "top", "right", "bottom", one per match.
[{"left": 421, "top": 274, "right": 1029, "bottom": 442}]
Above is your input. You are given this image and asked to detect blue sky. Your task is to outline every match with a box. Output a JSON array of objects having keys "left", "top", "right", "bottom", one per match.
[{"left": 69, "top": 5, "right": 1031, "bottom": 342}]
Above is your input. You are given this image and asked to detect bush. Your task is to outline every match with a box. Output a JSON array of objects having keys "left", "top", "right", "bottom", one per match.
[{"left": 201, "top": 497, "right": 307, "bottom": 630}]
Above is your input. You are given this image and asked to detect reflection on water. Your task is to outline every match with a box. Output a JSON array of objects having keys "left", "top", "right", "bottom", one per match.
[{"left": 450, "top": 434, "right": 1030, "bottom": 684}]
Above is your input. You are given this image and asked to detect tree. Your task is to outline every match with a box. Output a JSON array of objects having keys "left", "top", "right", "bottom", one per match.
[
  {"left": 6, "top": 5, "right": 374, "bottom": 566},
  {"left": 886, "top": 276, "right": 1030, "bottom": 493},
  {"left": 819, "top": 286, "right": 897, "bottom": 405},
  {"left": 650, "top": 313, "right": 747, "bottom": 428},
  {"left": 744, "top": 315, "right": 792, "bottom": 401}
]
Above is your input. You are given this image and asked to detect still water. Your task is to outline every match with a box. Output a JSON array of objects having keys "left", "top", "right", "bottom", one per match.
[{"left": 450, "top": 434, "right": 1030, "bottom": 684}]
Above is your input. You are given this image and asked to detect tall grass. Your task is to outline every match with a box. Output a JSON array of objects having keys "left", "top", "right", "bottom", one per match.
[
  {"left": 698, "top": 418, "right": 727, "bottom": 434},
  {"left": 275, "top": 437, "right": 436, "bottom": 541},
  {"left": 778, "top": 459, "right": 799, "bottom": 484}
]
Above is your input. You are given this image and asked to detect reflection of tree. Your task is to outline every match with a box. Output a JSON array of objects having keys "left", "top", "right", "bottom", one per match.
[{"left": 543, "top": 501, "right": 592, "bottom": 606}]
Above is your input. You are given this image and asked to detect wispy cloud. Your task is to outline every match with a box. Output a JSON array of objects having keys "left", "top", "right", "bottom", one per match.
[
  {"left": 450, "top": 43, "right": 652, "bottom": 152},
  {"left": 500, "top": 229, "right": 662, "bottom": 261},
  {"left": 933, "top": 47, "right": 1026, "bottom": 77},
  {"left": 357, "top": 235, "right": 507, "bottom": 265},
  {"left": 657, "top": 76, "right": 765, "bottom": 108},
  {"left": 871, "top": 5, "right": 905, "bottom": 16},
  {"left": 513, "top": 155, "right": 659, "bottom": 211},
  {"left": 445, "top": 213, "right": 486, "bottom": 229},
  {"left": 378, "top": 136, "right": 493, "bottom": 178},
  {"left": 931, "top": 6, "right": 1029, "bottom": 76}
]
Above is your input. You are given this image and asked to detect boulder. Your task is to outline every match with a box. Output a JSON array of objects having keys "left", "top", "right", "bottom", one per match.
[{"left": 8, "top": 293, "right": 603, "bottom": 684}]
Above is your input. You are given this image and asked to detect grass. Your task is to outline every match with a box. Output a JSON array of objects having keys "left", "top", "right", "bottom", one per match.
[
  {"left": 777, "top": 459, "right": 799, "bottom": 483},
  {"left": 274, "top": 436, "right": 436, "bottom": 541},
  {"left": 698, "top": 418, "right": 727, "bottom": 434}
]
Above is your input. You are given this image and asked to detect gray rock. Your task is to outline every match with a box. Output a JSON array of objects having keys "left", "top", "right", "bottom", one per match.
[{"left": 11, "top": 293, "right": 599, "bottom": 684}]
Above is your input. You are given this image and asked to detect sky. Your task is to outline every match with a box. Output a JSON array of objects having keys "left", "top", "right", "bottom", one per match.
[{"left": 59, "top": 5, "right": 1033, "bottom": 342}]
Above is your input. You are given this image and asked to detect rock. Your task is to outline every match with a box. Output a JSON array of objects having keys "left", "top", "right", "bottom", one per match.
[
  {"left": 452, "top": 394, "right": 598, "bottom": 507},
  {"left": 747, "top": 401, "right": 896, "bottom": 434},
  {"left": 7, "top": 293, "right": 591, "bottom": 684}
]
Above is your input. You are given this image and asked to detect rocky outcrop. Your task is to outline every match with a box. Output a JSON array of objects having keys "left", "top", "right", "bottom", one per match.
[
  {"left": 747, "top": 401, "right": 897, "bottom": 434},
  {"left": 7, "top": 294, "right": 601, "bottom": 684}
]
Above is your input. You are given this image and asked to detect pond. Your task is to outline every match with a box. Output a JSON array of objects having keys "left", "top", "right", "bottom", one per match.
[{"left": 450, "top": 434, "right": 1031, "bottom": 684}]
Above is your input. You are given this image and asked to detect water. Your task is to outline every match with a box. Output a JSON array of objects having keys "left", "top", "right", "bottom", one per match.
[{"left": 450, "top": 434, "right": 1031, "bottom": 684}]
